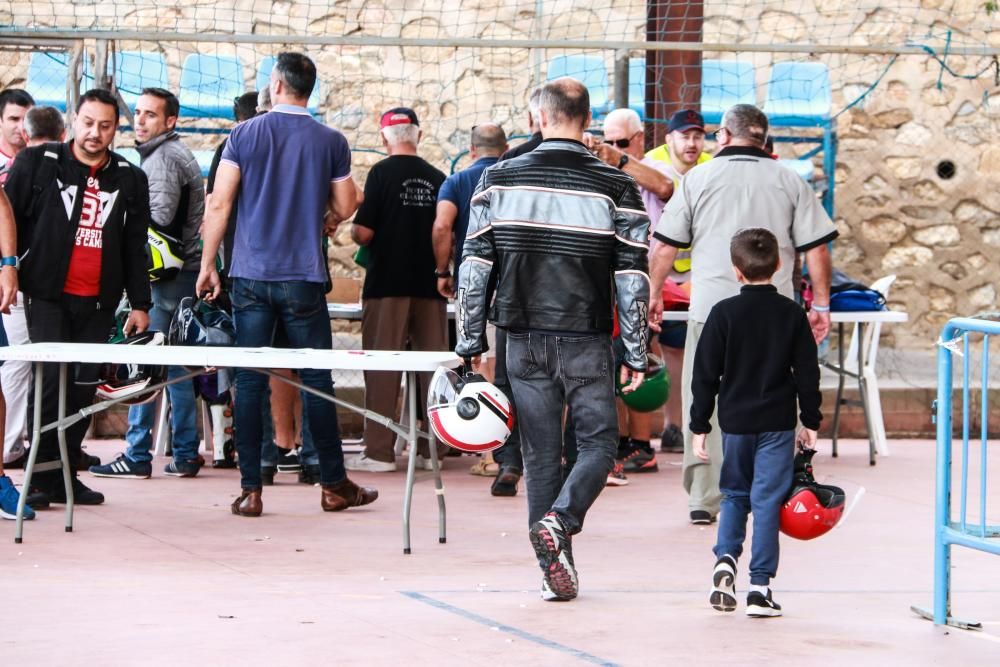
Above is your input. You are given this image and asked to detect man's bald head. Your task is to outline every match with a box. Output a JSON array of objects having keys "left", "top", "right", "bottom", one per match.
[
  {"left": 539, "top": 77, "right": 590, "bottom": 131},
  {"left": 470, "top": 122, "right": 507, "bottom": 157}
]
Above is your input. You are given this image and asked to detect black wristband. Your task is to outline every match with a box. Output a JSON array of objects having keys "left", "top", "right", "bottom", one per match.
[
  {"left": 434, "top": 269, "right": 452, "bottom": 278},
  {"left": 617, "top": 154, "right": 630, "bottom": 170}
]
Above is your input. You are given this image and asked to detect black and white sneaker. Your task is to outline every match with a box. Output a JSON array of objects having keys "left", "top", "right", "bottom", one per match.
[
  {"left": 710, "top": 555, "right": 738, "bottom": 612},
  {"left": 746, "top": 589, "right": 782, "bottom": 617},
  {"left": 529, "top": 513, "right": 578, "bottom": 601},
  {"left": 276, "top": 448, "right": 301, "bottom": 474}
]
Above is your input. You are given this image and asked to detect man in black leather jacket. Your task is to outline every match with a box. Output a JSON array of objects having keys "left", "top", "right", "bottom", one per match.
[{"left": 456, "top": 78, "right": 650, "bottom": 602}]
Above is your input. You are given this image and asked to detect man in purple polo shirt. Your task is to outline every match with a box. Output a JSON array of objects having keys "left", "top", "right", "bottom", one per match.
[{"left": 197, "top": 52, "right": 378, "bottom": 517}]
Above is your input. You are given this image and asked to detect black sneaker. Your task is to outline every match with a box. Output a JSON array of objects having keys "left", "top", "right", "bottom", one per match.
[
  {"left": 261, "top": 465, "right": 276, "bottom": 486},
  {"left": 746, "top": 589, "right": 782, "bottom": 618},
  {"left": 89, "top": 454, "right": 152, "bottom": 479},
  {"left": 25, "top": 488, "right": 50, "bottom": 510},
  {"left": 77, "top": 451, "right": 102, "bottom": 471},
  {"left": 491, "top": 466, "right": 520, "bottom": 497},
  {"left": 164, "top": 459, "right": 204, "bottom": 478},
  {"left": 45, "top": 477, "right": 105, "bottom": 505},
  {"left": 529, "top": 513, "right": 578, "bottom": 601},
  {"left": 622, "top": 447, "right": 658, "bottom": 473},
  {"left": 660, "top": 424, "right": 684, "bottom": 453},
  {"left": 710, "top": 555, "right": 738, "bottom": 612},
  {"left": 276, "top": 448, "right": 301, "bottom": 474},
  {"left": 690, "top": 510, "right": 717, "bottom": 525},
  {"left": 298, "top": 464, "right": 320, "bottom": 485}
]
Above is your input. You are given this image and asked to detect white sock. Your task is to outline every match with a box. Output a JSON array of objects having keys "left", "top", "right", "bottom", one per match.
[{"left": 749, "top": 584, "right": 769, "bottom": 595}]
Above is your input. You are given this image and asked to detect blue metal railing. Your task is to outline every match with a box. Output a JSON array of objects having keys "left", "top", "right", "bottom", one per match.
[{"left": 913, "top": 317, "right": 1000, "bottom": 630}]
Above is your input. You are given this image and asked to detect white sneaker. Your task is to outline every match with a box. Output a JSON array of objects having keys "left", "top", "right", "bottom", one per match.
[
  {"left": 344, "top": 453, "right": 396, "bottom": 473},
  {"left": 413, "top": 454, "right": 436, "bottom": 471}
]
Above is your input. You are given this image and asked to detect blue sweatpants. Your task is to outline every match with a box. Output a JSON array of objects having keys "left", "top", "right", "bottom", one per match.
[{"left": 713, "top": 430, "right": 795, "bottom": 586}]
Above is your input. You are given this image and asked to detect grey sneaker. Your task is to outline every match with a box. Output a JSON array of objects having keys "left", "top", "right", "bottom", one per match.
[{"left": 529, "top": 513, "right": 578, "bottom": 601}]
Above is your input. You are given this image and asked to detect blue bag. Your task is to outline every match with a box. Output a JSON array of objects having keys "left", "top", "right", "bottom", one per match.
[{"left": 829, "top": 288, "right": 886, "bottom": 312}]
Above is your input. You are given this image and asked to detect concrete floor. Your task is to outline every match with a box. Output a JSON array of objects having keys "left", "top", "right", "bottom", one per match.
[{"left": 2, "top": 438, "right": 998, "bottom": 666}]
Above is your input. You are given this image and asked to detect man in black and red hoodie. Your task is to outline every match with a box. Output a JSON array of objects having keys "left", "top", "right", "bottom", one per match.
[{"left": 4, "top": 89, "right": 152, "bottom": 505}]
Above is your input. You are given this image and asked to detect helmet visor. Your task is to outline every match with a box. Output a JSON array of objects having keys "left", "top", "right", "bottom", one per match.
[{"left": 427, "top": 366, "right": 463, "bottom": 410}]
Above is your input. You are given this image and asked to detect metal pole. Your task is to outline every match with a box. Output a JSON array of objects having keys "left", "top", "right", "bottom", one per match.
[
  {"left": 57, "top": 363, "right": 75, "bottom": 532},
  {"left": 402, "top": 371, "right": 418, "bottom": 554},
  {"left": 14, "top": 362, "right": 44, "bottom": 544},
  {"left": 3, "top": 30, "right": 998, "bottom": 57},
  {"left": 613, "top": 49, "right": 629, "bottom": 110},
  {"left": 933, "top": 321, "right": 955, "bottom": 625}
]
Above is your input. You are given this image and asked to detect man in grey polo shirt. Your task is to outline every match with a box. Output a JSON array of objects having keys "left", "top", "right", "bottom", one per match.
[{"left": 648, "top": 103, "right": 836, "bottom": 525}]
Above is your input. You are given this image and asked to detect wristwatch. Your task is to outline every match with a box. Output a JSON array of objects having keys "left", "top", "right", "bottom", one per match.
[
  {"left": 0, "top": 256, "right": 18, "bottom": 270},
  {"left": 617, "top": 154, "right": 630, "bottom": 170},
  {"left": 434, "top": 269, "right": 452, "bottom": 279}
]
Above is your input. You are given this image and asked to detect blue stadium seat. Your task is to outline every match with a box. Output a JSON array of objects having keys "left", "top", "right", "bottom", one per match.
[
  {"left": 256, "top": 56, "right": 322, "bottom": 114},
  {"left": 179, "top": 54, "right": 245, "bottom": 119},
  {"left": 701, "top": 60, "right": 756, "bottom": 125},
  {"left": 628, "top": 58, "right": 646, "bottom": 118},
  {"left": 115, "top": 52, "right": 169, "bottom": 111},
  {"left": 26, "top": 52, "right": 94, "bottom": 112},
  {"left": 546, "top": 55, "right": 612, "bottom": 117},
  {"left": 764, "top": 61, "right": 832, "bottom": 126}
]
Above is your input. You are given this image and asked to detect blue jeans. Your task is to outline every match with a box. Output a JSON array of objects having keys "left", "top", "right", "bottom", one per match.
[
  {"left": 713, "top": 430, "right": 796, "bottom": 586},
  {"left": 506, "top": 331, "right": 617, "bottom": 534},
  {"left": 126, "top": 270, "right": 199, "bottom": 464},
  {"left": 230, "top": 278, "right": 341, "bottom": 488}
]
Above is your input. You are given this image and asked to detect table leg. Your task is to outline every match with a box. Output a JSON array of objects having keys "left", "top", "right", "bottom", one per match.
[
  {"left": 57, "top": 363, "right": 75, "bottom": 531},
  {"left": 401, "top": 370, "right": 417, "bottom": 554},
  {"left": 426, "top": 425, "right": 446, "bottom": 545},
  {"left": 855, "top": 322, "right": 877, "bottom": 466},
  {"left": 14, "top": 362, "right": 44, "bottom": 544},
  {"left": 831, "top": 322, "right": 845, "bottom": 458}
]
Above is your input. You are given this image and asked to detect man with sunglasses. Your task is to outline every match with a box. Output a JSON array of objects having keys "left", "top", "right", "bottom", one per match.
[{"left": 590, "top": 108, "right": 672, "bottom": 478}]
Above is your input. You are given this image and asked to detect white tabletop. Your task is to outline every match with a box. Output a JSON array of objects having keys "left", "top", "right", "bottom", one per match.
[
  {"left": 0, "top": 343, "right": 459, "bottom": 372},
  {"left": 329, "top": 302, "right": 909, "bottom": 325}
]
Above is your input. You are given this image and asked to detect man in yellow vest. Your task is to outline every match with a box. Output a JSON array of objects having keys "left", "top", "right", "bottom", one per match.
[{"left": 646, "top": 110, "right": 711, "bottom": 459}]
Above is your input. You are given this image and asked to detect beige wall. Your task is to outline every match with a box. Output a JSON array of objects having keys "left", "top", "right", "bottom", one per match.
[{"left": 1, "top": 0, "right": 997, "bottom": 347}]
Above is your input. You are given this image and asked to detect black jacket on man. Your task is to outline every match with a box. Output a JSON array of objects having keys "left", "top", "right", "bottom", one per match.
[
  {"left": 456, "top": 138, "right": 651, "bottom": 371},
  {"left": 4, "top": 141, "right": 153, "bottom": 312}
]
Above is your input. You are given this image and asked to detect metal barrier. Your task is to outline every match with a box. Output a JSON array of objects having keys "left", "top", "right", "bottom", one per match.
[{"left": 912, "top": 317, "right": 1000, "bottom": 630}]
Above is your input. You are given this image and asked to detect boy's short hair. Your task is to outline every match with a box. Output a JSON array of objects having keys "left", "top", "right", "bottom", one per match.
[{"left": 730, "top": 228, "right": 779, "bottom": 282}]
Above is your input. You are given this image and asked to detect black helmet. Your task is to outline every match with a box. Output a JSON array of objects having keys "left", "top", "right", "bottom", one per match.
[
  {"left": 169, "top": 297, "right": 235, "bottom": 347},
  {"left": 95, "top": 332, "right": 167, "bottom": 405}
]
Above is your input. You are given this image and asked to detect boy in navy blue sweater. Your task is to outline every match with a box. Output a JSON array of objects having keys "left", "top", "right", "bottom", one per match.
[{"left": 690, "top": 228, "right": 822, "bottom": 618}]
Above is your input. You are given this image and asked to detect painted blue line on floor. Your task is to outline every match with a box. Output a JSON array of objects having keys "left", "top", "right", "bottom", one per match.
[{"left": 401, "top": 591, "right": 620, "bottom": 667}]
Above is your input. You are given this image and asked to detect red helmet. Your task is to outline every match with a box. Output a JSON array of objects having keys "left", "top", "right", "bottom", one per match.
[
  {"left": 779, "top": 448, "right": 846, "bottom": 541},
  {"left": 427, "top": 368, "right": 514, "bottom": 453}
]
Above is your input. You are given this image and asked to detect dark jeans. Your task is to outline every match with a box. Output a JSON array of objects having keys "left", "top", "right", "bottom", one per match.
[
  {"left": 25, "top": 295, "right": 115, "bottom": 484},
  {"left": 506, "top": 331, "right": 617, "bottom": 533},
  {"left": 230, "top": 278, "right": 343, "bottom": 489},
  {"left": 714, "top": 430, "right": 796, "bottom": 586},
  {"left": 491, "top": 328, "right": 522, "bottom": 473}
]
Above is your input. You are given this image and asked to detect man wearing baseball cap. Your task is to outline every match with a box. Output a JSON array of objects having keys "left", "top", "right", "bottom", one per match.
[
  {"left": 347, "top": 107, "right": 449, "bottom": 472},
  {"left": 646, "top": 109, "right": 714, "bottom": 460}
]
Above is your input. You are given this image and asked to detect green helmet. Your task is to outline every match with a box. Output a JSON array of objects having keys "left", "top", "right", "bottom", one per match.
[{"left": 616, "top": 354, "right": 670, "bottom": 412}]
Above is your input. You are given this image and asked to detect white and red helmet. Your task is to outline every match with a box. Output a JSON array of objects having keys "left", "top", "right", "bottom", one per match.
[{"left": 427, "top": 367, "right": 514, "bottom": 453}]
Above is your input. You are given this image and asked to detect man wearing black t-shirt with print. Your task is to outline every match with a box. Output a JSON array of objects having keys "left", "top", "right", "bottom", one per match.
[{"left": 347, "top": 108, "right": 447, "bottom": 472}]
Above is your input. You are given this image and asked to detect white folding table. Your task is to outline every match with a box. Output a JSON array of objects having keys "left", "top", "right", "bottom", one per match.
[{"left": 0, "top": 343, "right": 458, "bottom": 549}]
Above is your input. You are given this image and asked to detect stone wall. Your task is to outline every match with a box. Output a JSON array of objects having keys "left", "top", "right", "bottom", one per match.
[{"left": 0, "top": 0, "right": 997, "bottom": 349}]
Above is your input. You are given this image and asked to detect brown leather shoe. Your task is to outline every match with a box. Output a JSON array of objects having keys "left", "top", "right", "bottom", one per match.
[
  {"left": 321, "top": 477, "right": 378, "bottom": 512},
  {"left": 231, "top": 488, "right": 262, "bottom": 517}
]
